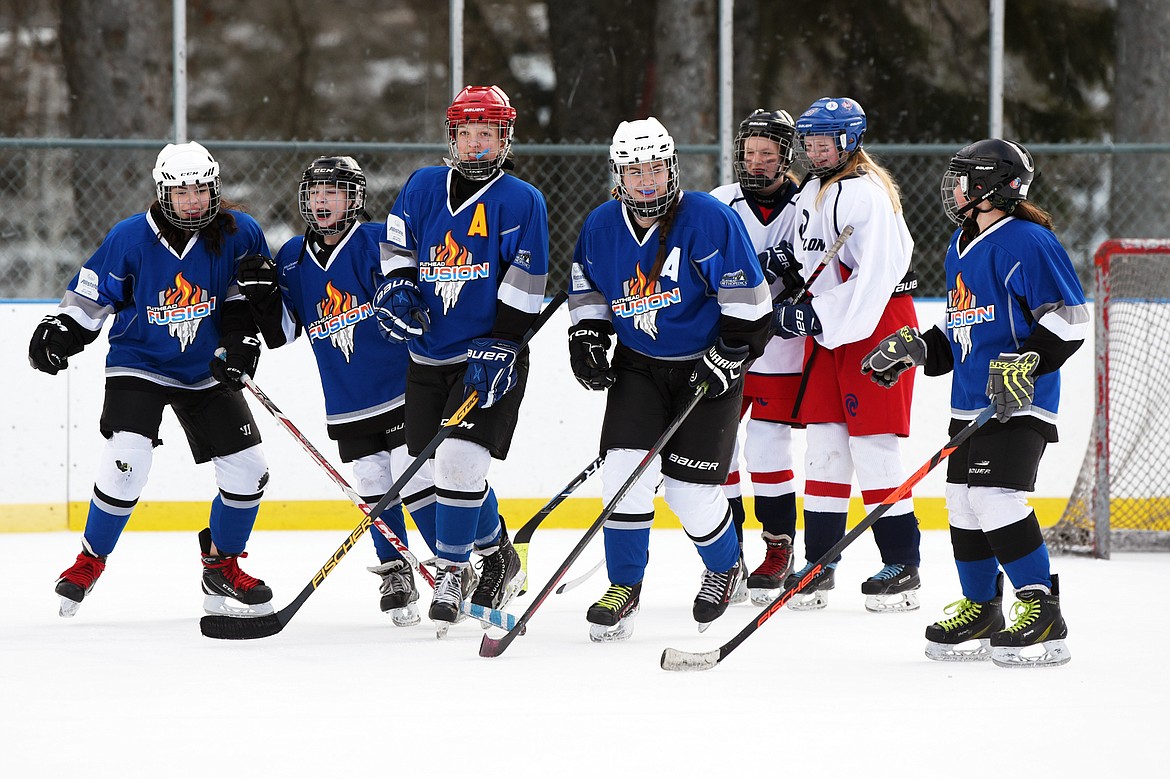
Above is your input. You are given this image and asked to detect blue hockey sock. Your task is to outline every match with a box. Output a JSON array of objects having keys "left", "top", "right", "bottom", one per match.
[
  {"left": 409, "top": 502, "right": 438, "bottom": 555},
  {"left": 82, "top": 490, "right": 135, "bottom": 557},
  {"left": 1000, "top": 546, "right": 1052, "bottom": 592},
  {"left": 434, "top": 488, "right": 483, "bottom": 565},
  {"left": 474, "top": 486, "right": 502, "bottom": 549},
  {"left": 208, "top": 493, "right": 259, "bottom": 555},
  {"left": 955, "top": 556, "right": 1003, "bottom": 603},
  {"left": 602, "top": 513, "right": 652, "bottom": 586},
  {"left": 363, "top": 496, "right": 406, "bottom": 563},
  {"left": 692, "top": 517, "right": 740, "bottom": 573}
]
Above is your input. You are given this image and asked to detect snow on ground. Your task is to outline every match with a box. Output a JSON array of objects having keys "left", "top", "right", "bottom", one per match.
[{"left": 1, "top": 529, "right": 1164, "bottom": 777}]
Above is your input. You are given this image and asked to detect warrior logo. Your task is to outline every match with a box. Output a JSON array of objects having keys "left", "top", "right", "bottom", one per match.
[
  {"left": 308, "top": 281, "right": 372, "bottom": 363},
  {"left": 611, "top": 265, "right": 681, "bottom": 339},
  {"left": 147, "top": 272, "right": 216, "bottom": 351},
  {"left": 946, "top": 272, "right": 995, "bottom": 362},
  {"left": 421, "top": 231, "right": 489, "bottom": 314}
]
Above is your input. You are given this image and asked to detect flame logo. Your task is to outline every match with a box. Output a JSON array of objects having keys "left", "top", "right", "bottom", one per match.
[
  {"left": 627, "top": 265, "right": 657, "bottom": 298},
  {"left": 435, "top": 230, "right": 471, "bottom": 267},
  {"left": 949, "top": 272, "right": 974, "bottom": 311},
  {"left": 163, "top": 273, "right": 204, "bottom": 306},
  {"left": 319, "top": 281, "right": 357, "bottom": 318}
]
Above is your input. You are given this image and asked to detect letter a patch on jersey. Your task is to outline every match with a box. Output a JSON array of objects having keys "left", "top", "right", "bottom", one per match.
[{"left": 468, "top": 203, "right": 488, "bottom": 238}]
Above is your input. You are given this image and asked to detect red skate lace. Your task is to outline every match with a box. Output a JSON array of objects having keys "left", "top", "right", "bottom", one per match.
[
  {"left": 60, "top": 553, "right": 106, "bottom": 588},
  {"left": 754, "top": 543, "right": 792, "bottom": 578},
  {"left": 205, "top": 552, "right": 261, "bottom": 590}
]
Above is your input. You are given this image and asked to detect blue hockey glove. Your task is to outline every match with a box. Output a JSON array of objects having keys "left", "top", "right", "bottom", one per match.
[
  {"left": 689, "top": 338, "right": 750, "bottom": 398},
  {"left": 211, "top": 334, "right": 262, "bottom": 391},
  {"left": 759, "top": 241, "right": 804, "bottom": 303},
  {"left": 986, "top": 351, "right": 1040, "bottom": 422},
  {"left": 465, "top": 337, "right": 521, "bottom": 408},
  {"left": 773, "top": 302, "right": 822, "bottom": 339},
  {"left": 861, "top": 326, "right": 927, "bottom": 388},
  {"left": 373, "top": 277, "right": 430, "bottom": 342},
  {"left": 568, "top": 321, "right": 615, "bottom": 391}
]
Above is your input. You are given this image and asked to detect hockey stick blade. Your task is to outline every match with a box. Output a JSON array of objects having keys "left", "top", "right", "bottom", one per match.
[
  {"left": 515, "top": 455, "right": 604, "bottom": 595},
  {"left": 555, "top": 558, "right": 604, "bottom": 595},
  {"left": 660, "top": 404, "right": 996, "bottom": 672},
  {"left": 481, "top": 386, "right": 708, "bottom": 659}
]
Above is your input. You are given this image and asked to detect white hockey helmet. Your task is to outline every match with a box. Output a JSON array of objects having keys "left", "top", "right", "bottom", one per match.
[
  {"left": 609, "top": 117, "right": 680, "bottom": 220},
  {"left": 152, "top": 141, "right": 221, "bottom": 230}
]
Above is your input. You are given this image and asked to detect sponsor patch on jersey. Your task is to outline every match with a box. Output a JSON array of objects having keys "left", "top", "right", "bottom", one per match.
[
  {"left": 386, "top": 213, "right": 407, "bottom": 247},
  {"left": 75, "top": 267, "right": 100, "bottom": 301},
  {"left": 719, "top": 269, "right": 748, "bottom": 288},
  {"left": 512, "top": 249, "right": 532, "bottom": 270},
  {"left": 570, "top": 263, "right": 590, "bottom": 292}
]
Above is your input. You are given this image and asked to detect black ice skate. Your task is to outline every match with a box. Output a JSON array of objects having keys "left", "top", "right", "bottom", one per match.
[
  {"left": 587, "top": 582, "right": 642, "bottom": 643},
  {"left": 368, "top": 559, "right": 420, "bottom": 627},
  {"left": 472, "top": 526, "right": 526, "bottom": 612},
  {"left": 924, "top": 573, "right": 1005, "bottom": 662},
  {"left": 693, "top": 559, "right": 743, "bottom": 632},
  {"left": 747, "top": 533, "right": 793, "bottom": 606},
  {"left": 199, "top": 528, "right": 274, "bottom": 618},
  {"left": 729, "top": 550, "right": 749, "bottom": 606},
  {"left": 783, "top": 561, "right": 836, "bottom": 611},
  {"left": 428, "top": 563, "right": 478, "bottom": 639},
  {"left": 990, "top": 574, "right": 1071, "bottom": 668},
  {"left": 55, "top": 549, "right": 107, "bottom": 618},
  {"left": 861, "top": 563, "right": 921, "bottom": 613}
]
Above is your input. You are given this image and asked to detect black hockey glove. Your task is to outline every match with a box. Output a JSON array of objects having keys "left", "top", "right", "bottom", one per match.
[
  {"left": 689, "top": 337, "right": 750, "bottom": 398},
  {"left": 373, "top": 277, "right": 431, "bottom": 342},
  {"left": 236, "top": 254, "right": 278, "bottom": 302},
  {"left": 861, "top": 326, "right": 927, "bottom": 388},
  {"left": 29, "top": 314, "right": 86, "bottom": 375},
  {"left": 773, "top": 302, "right": 822, "bottom": 339},
  {"left": 759, "top": 241, "right": 804, "bottom": 303},
  {"left": 986, "top": 351, "right": 1040, "bottom": 423},
  {"left": 464, "top": 337, "right": 521, "bottom": 408},
  {"left": 568, "top": 320, "right": 615, "bottom": 391},
  {"left": 210, "top": 333, "right": 262, "bottom": 391}
]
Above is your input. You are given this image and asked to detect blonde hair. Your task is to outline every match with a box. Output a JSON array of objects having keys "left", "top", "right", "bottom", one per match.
[{"left": 813, "top": 149, "right": 903, "bottom": 214}]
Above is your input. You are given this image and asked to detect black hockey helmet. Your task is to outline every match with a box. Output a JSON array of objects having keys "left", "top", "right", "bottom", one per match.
[
  {"left": 298, "top": 156, "right": 366, "bottom": 235},
  {"left": 941, "top": 139, "right": 1035, "bottom": 225},
  {"left": 734, "top": 109, "right": 796, "bottom": 192}
]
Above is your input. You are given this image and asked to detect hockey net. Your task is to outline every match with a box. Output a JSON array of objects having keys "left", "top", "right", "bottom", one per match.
[{"left": 1045, "top": 239, "right": 1170, "bottom": 557}]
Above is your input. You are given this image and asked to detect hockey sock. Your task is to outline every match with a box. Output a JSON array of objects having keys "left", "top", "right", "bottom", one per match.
[
  {"left": 602, "top": 512, "right": 652, "bottom": 585},
  {"left": 949, "top": 525, "right": 1001, "bottom": 602},
  {"left": 433, "top": 486, "right": 484, "bottom": 565},
  {"left": 208, "top": 493, "right": 259, "bottom": 555},
  {"left": 362, "top": 494, "right": 407, "bottom": 563},
  {"left": 987, "top": 513, "right": 1051, "bottom": 590},
  {"left": 82, "top": 490, "right": 135, "bottom": 557},
  {"left": 754, "top": 493, "right": 797, "bottom": 539},
  {"left": 473, "top": 486, "right": 503, "bottom": 549},
  {"left": 406, "top": 501, "right": 438, "bottom": 555},
  {"left": 727, "top": 496, "right": 746, "bottom": 542},
  {"left": 870, "top": 511, "right": 922, "bottom": 565},
  {"left": 690, "top": 510, "right": 740, "bottom": 573},
  {"left": 802, "top": 510, "right": 848, "bottom": 564}
]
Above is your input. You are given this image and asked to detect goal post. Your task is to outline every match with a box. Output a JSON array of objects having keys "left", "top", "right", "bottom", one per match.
[{"left": 1045, "top": 239, "right": 1170, "bottom": 558}]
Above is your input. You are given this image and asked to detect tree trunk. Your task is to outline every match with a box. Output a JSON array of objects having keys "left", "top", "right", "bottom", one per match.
[{"left": 653, "top": 0, "right": 716, "bottom": 189}]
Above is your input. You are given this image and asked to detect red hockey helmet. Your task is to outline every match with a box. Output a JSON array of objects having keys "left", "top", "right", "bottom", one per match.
[{"left": 445, "top": 85, "right": 516, "bottom": 180}]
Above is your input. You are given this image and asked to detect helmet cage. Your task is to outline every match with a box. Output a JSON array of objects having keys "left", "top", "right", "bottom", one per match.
[
  {"left": 152, "top": 142, "right": 221, "bottom": 230},
  {"left": 939, "top": 140, "right": 1034, "bottom": 225},
  {"left": 733, "top": 109, "right": 796, "bottom": 192},
  {"left": 446, "top": 85, "right": 516, "bottom": 180},
  {"left": 609, "top": 117, "right": 680, "bottom": 220},
  {"left": 795, "top": 97, "right": 867, "bottom": 177},
  {"left": 298, "top": 156, "right": 367, "bottom": 236}
]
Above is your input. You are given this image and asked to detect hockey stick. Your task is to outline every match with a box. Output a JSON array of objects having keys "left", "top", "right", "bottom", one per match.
[
  {"left": 200, "top": 290, "right": 567, "bottom": 640},
  {"left": 554, "top": 558, "right": 604, "bottom": 595},
  {"left": 775, "top": 224, "right": 853, "bottom": 305},
  {"left": 514, "top": 455, "right": 605, "bottom": 595},
  {"left": 660, "top": 404, "right": 996, "bottom": 672},
  {"left": 479, "top": 385, "right": 709, "bottom": 658}
]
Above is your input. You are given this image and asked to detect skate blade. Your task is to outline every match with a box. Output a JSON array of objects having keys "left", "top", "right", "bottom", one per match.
[
  {"left": 588, "top": 608, "right": 637, "bottom": 643},
  {"left": 729, "top": 581, "right": 749, "bottom": 606},
  {"left": 58, "top": 596, "right": 82, "bottom": 618},
  {"left": 786, "top": 591, "right": 829, "bottom": 611},
  {"left": 925, "top": 638, "right": 993, "bottom": 662},
  {"left": 864, "top": 590, "right": 921, "bottom": 613},
  {"left": 749, "top": 587, "right": 781, "bottom": 607},
  {"left": 202, "top": 595, "right": 275, "bottom": 618},
  {"left": 991, "top": 640, "right": 1071, "bottom": 669},
  {"left": 389, "top": 603, "right": 421, "bottom": 627}
]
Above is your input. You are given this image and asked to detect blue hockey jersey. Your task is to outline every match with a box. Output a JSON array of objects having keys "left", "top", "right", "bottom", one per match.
[{"left": 57, "top": 210, "right": 269, "bottom": 389}]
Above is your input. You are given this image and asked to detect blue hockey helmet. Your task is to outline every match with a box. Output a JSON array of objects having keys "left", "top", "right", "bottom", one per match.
[{"left": 795, "top": 97, "right": 867, "bottom": 176}]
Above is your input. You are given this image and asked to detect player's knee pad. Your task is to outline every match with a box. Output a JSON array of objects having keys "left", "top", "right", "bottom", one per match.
[
  {"left": 601, "top": 448, "right": 660, "bottom": 514},
  {"left": 944, "top": 482, "right": 980, "bottom": 531},
  {"left": 213, "top": 444, "right": 269, "bottom": 500},
  {"left": 850, "top": 433, "right": 906, "bottom": 487},
  {"left": 94, "top": 431, "right": 154, "bottom": 502},
  {"left": 352, "top": 450, "right": 394, "bottom": 497},
  {"left": 663, "top": 476, "right": 729, "bottom": 538},
  {"left": 433, "top": 437, "right": 490, "bottom": 493},
  {"left": 743, "top": 419, "right": 793, "bottom": 473},
  {"left": 805, "top": 423, "right": 853, "bottom": 483},
  {"left": 968, "top": 485, "right": 1032, "bottom": 532}
]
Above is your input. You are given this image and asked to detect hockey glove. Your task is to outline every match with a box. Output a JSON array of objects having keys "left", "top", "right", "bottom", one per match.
[
  {"left": 773, "top": 302, "right": 822, "bottom": 339},
  {"left": 568, "top": 320, "right": 616, "bottom": 391},
  {"left": 689, "top": 338, "right": 750, "bottom": 398},
  {"left": 373, "top": 277, "right": 430, "bottom": 342},
  {"left": 29, "top": 314, "right": 86, "bottom": 375},
  {"left": 986, "top": 351, "right": 1040, "bottom": 423},
  {"left": 465, "top": 337, "right": 521, "bottom": 408},
  {"left": 860, "top": 326, "right": 927, "bottom": 388},
  {"left": 759, "top": 241, "right": 804, "bottom": 303},
  {"left": 236, "top": 254, "right": 278, "bottom": 301},
  {"left": 210, "top": 333, "right": 262, "bottom": 391}
]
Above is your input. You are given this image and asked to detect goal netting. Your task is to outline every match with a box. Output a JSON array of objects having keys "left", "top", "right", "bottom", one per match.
[{"left": 1045, "top": 239, "right": 1170, "bottom": 557}]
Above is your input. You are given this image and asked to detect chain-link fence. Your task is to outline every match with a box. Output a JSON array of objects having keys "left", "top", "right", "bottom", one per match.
[{"left": 0, "top": 138, "right": 1162, "bottom": 300}]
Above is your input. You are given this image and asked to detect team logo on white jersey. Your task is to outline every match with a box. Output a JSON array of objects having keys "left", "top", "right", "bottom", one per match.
[
  {"left": 421, "top": 230, "right": 489, "bottom": 314},
  {"left": 147, "top": 272, "right": 216, "bottom": 351},
  {"left": 308, "top": 281, "right": 372, "bottom": 362},
  {"left": 946, "top": 272, "right": 995, "bottom": 362},
  {"left": 611, "top": 265, "right": 680, "bottom": 339}
]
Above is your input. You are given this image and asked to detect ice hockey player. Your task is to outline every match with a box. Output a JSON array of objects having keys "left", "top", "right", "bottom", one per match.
[
  {"left": 861, "top": 138, "right": 1085, "bottom": 667},
  {"left": 30, "top": 142, "right": 275, "bottom": 619},
  {"left": 567, "top": 116, "right": 771, "bottom": 641},
  {"left": 710, "top": 108, "right": 804, "bottom": 606},
  {"left": 236, "top": 155, "right": 439, "bottom": 627},
  {"left": 772, "top": 97, "right": 923, "bottom": 612},
  {"left": 373, "top": 85, "right": 548, "bottom": 636}
]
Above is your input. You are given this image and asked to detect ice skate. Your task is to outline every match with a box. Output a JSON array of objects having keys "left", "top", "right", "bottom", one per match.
[
  {"left": 783, "top": 561, "right": 836, "bottom": 611},
  {"left": 199, "top": 528, "right": 274, "bottom": 617},
  {"left": 587, "top": 583, "right": 641, "bottom": 643},
  {"left": 747, "top": 533, "right": 793, "bottom": 606},
  {"left": 728, "top": 551, "right": 749, "bottom": 605},
  {"left": 924, "top": 573, "right": 1004, "bottom": 662},
  {"left": 368, "top": 559, "right": 420, "bottom": 627},
  {"left": 55, "top": 550, "right": 107, "bottom": 618},
  {"left": 693, "top": 559, "right": 743, "bottom": 632},
  {"left": 472, "top": 527, "right": 526, "bottom": 613},
  {"left": 990, "top": 574, "right": 1071, "bottom": 669},
  {"left": 429, "top": 563, "right": 477, "bottom": 639},
  {"left": 861, "top": 563, "right": 921, "bottom": 613}
]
